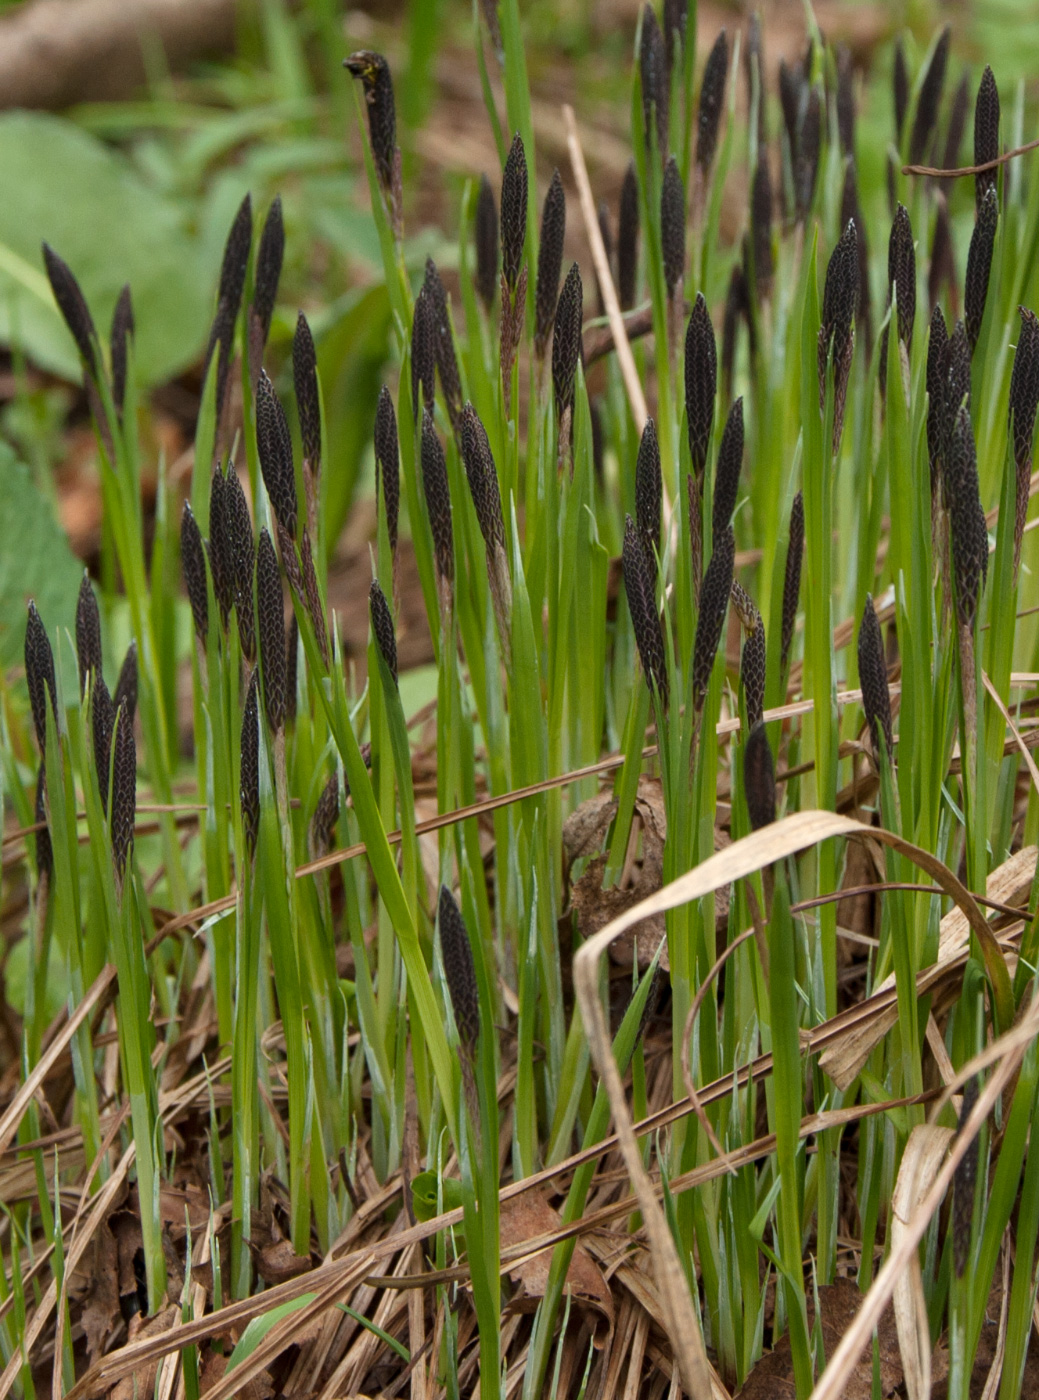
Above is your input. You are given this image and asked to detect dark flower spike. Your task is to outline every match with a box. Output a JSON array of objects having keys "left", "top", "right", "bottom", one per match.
[
  {"left": 42, "top": 243, "right": 98, "bottom": 378},
  {"left": 474, "top": 173, "right": 499, "bottom": 312},
  {"left": 293, "top": 313, "right": 321, "bottom": 476},
  {"left": 204, "top": 193, "right": 252, "bottom": 416},
  {"left": 965, "top": 185, "right": 998, "bottom": 355},
  {"left": 836, "top": 46, "right": 855, "bottom": 157},
  {"left": 420, "top": 408, "right": 454, "bottom": 590},
  {"left": 743, "top": 721, "right": 775, "bottom": 831},
  {"left": 500, "top": 133, "right": 529, "bottom": 295},
  {"left": 946, "top": 404, "right": 989, "bottom": 631},
  {"left": 369, "top": 579, "right": 398, "bottom": 688},
  {"left": 795, "top": 87, "right": 821, "bottom": 219},
  {"left": 778, "top": 59, "right": 801, "bottom": 169},
  {"left": 76, "top": 572, "right": 103, "bottom": 696},
  {"left": 92, "top": 674, "right": 114, "bottom": 815},
  {"left": 696, "top": 29, "right": 728, "bottom": 177},
  {"left": 952, "top": 1077, "right": 980, "bottom": 1280},
  {"left": 180, "top": 503, "right": 209, "bottom": 646},
  {"left": 110, "top": 697, "right": 136, "bottom": 891},
  {"left": 818, "top": 219, "right": 858, "bottom": 449},
  {"left": 240, "top": 671, "right": 260, "bottom": 858},
  {"left": 942, "top": 73, "right": 970, "bottom": 179},
  {"left": 344, "top": 51, "right": 397, "bottom": 196},
  {"left": 255, "top": 371, "right": 298, "bottom": 540},
  {"left": 552, "top": 262, "right": 583, "bottom": 424},
  {"left": 893, "top": 38, "right": 909, "bottom": 144},
  {"left": 943, "top": 320, "right": 972, "bottom": 450},
  {"left": 974, "top": 66, "right": 1000, "bottom": 211},
  {"left": 223, "top": 467, "right": 256, "bottom": 664},
  {"left": 639, "top": 4, "right": 668, "bottom": 164},
  {"left": 110, "top": 284, "right": 134, "bottom": 416},
  {"left": 596, "top": 199, "right": 613, "bottom": 316},
  {"left": 25, "top": 601, "right": 58, "bottom": 753},
  {"left": 926, "top": 305, "right": 949, "bottom": 498},
  {"left": 751, "top": 156, "right": 773, "bottom": 296},
  {"left": 661, "top": 156, "right": 685, "bottom": 300},
  {"left": 459, "top": 403, "right": 506, "bottom": 556},
  {"left": 374, "top": 386, "right": 400, "bottom": 556},
  {"left": 424, "top": 259, "right": 463, "bottom": 428},
  {"left": 410, "top": 286, "right": 436, "bottom": 421},
  {"left": 256, "top": 528, "right": 286, "bottom": 736},
  {"left": 635, "top": 418, "right": 662, "bottom": 571},
  {"left": 310, "top": 772, "right": 340, "bottom": 857},
  {"left": 113, "top": 640, "right": 138, "bottom": 726},
  {"left": 663, "top": 0, "right": 687, "bottom": 78},
  {"left": 721, "top": 262, "right": 747, "bottom": 403},
  {"left": 1009, "top": 308, "right": 1039, "bottom": 575},
  {"left": 928, "top": 192, "right": 955, "bottom": 311},
  {"left": 617, "top": 161, "right": 640, "bottom": 313},
  {"left": 712, "top": 397, "right": 744, "bottom": 538},
  {"left": 252, "top": 196, "right": 284, "bottom": 355},
  {"left": 781, "top": 491, "right": 805, "bottom": 673},
  {"left": 438, "top": 885, "right": 480, "bottom": 1050},
  {"left": 908, "top": 26, "right": 950, "bottom": 166},
  {"left": 685, "top": 292, "right": 717, "bottom": 479},
  {"left": 34, "top": 762, "right": 52, "bottom": 882},
  {"left": 732, "top": 579, "right": 765, "bottom": 729},
  {"left": 208, "top": 465, "right": 234, "bottom": 630},
  {"left": 879, "top": 203, "right": 916, "bottom": 394},
  {"left": 534, "top": 170, "right": 567, "bottom": 359},
  {"left": 622, "top": 515, "right": 668, "bottom": 710},
  {"left": 286, "top": 612, "right": 298, "bottom": 725},
  {"left": 841, "top": 160, "right": 872, "bottom": 352},
  {"left": 858, "top": 594, "right": 893, "bottom": 761},
  {"left": 692, "top": 525, "right": 735, "bottom": 709}
]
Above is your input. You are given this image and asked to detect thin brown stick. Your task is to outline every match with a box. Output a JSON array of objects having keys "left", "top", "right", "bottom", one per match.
[{"left": 902, "top": 136, "right": 1039, "bottom": 179}]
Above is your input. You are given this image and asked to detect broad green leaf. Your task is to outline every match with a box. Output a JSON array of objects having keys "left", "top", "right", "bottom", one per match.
[{"left": 224, "top": 1294, "right": 317, "bottom": 1374}]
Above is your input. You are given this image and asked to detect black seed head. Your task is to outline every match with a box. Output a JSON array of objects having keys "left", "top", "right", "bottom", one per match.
[
  {"left": 534, "top": 170, "right": 567, "bottom": 356},
  {"left": 618, "top": 161, "right": 640, "bottom": 312},
  {"left": 208, "top": 465, "right": 234, "bottom": 630},
  {"left": 926, "top": 305, "right": 949, "bottom": 495},
  {"left": 256, "top": 528, "right": 286, "bottom": 735},
  {"left": 76, "top": 572, "right": 103, "bottom": 696},
  {"left": 661, "top": 156, "right": 686, "bottom": 298},
  {"left": 1009, "top": 307, "right": 1039, "bottom": 472},
  {"left": 552, "top": 262, "right": 583, "bottom": 422},
  {"left": 42, "top": 243, "right": 98, "bottom": 378},
  {"left": 110, "top": 698, "right": 136, "bottom": 889},
  {"left": 836, "top": 46, "right": 855, "bottom": 157},
  {"left": 858, "top": 594, "right": 893, "bottom": 761},
  {"left": 92, "top": 673, "right": 114, "bottom": 814},
  {"left": 739, "top": 604, "right": 766, "bottom": 731},
  {"left": 965, "top": 185, "right": 998, "bottom": 354},
  {"left": 692, "top": 525, "right": 734, "bottom": 708},
  {"left": 424, "top": 259, "right": 463, "bottom": 428},
  {"left": 438, "top": 885, "right": 480, "bottom": 1049},
  {"left": 696, "top": 29, "right": 728, "bottom": 176},
  {"left": 893, "top": 38, "right": 909, "bottom": 144},
  {"left": 781, "top": 491, "right": 804, "bottom": 673},
  {"left": 974, "top": 66, "right": 1000, "bottom": 210},
  {"left": 685, "top": 292, "right": 717, "bottom": 478},
  {"left": 223, "top": 468, "right": 256, "bottom": 664},
  {"left": 110, "top": 284, "right": 134, "bottom": 415},
  {"left": 946, "top": 405, "right": 989, "bottom": 630},
  {"left": 345, "top": 50, "right": 397, "bottom": 194},
  {"left": 420, "top": 409, "right": 454, "bottom": 587},
  {"left": 663, "top": 0, "right": 687, "bottom": 77},
  {"left": 25, "top": 601, "right": 57, "bottom": 753},
  {"left": 751, "top": 156, "right": 773, "bottom": 295},
  {"left": 635, "top": 418, "right": 662, "bottom": 569},
  {"left": 622, "top": 515, "right": 668, "bottom": 709},
  {"left": 205, "top": 193, "right": 252, "bottom": 414},
  {"left": 943, "top": 319, "right": 972, "bottom": 443},
  {"left": 113, "top": 640, "right": 137, "bottom": 726},
  {"left": 909, "top": 26, "right": 950, "bottom": 166},
  {"left": 459, "top": 402, "right": 506, "bottom": 555},
  {"left": 795, "top": 87, "right": 821, "bottom": 218},
  {"left": 841, "top": 160, "right": 872, "bottom": 352},
  {"left": 240, "top": 671, "right": 260, "bottom": 858},
  {"left": 942, "top": 73, "right": 970, "bottom": 179},
  {"left": 256, "top": 371, "right": 298, "bottom": 539},
  {"left": 474, "top": 173, "right": 499, "bottom": 312},
  {"left": 293, "top": 313, "right": 321, "bottom": 475},
  {"left": 640, "top": 4, "right": 668, "bottom": 164},
  {"left": 374, "top": 386, "right": 400, "bottom": 555},
  {"left": 180, "top": 503, "right": 209, "bottom": 646},
  {"left": 952, "top": 1077, "right": 980, "bottom": 1279},
  {"left": 743, "top": 721, "right": 775, "bottom": 830},
  {"left": 778, "top": 59, "right": 802, "bottom": 168},
  {"left": 410, "top": 286, "right": 436, "bottom": 421},
  {"left": 928, "top": 192, "right": 955, "bottom": 311},
  {"left": 879, "top": 203, "right": 916, "bottom": 392},
  {"left": 369, "top": 579, "right": 398, "bottom": 688},
  {"left": 595, "top": 199, "right": 613, "bottom": 316},
  {"left": 818, "top": 220, "right": 858, "bottom": 444},
  {"left": 712, "top": 397, "right": 744, "bottom": 537},
  {"left": 310, "top": 772, "right": 340, "bottom": 855},
  {"left": 252, "top": 196, "right": 284, "bottom": 352},
  {"left": 285, "top": 612, "right": 298, "bottom": 725},
  {"left": 721, "top": 262, "right": 748, "bottom": 402},
  {"left": 34, "top": 762, "right": 52, "bottom": 882},
  {"left": 501, "top": 133, "right": 529, "bottom": 294}
]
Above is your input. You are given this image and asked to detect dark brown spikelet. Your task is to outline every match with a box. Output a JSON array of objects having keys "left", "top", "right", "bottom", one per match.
[
  {"left": 110, "top": 284, "right": 134, "bottom": 415},
  {"left": 113, "top": 641, "right": 137, "bottom": 726},
  {"left": 751, "top": 156, "right": 773, "bottom": 296},
  {"left": 223, "top": 468, "right": 256, "bottom": 663},
  {"left": 635, "top": 418, "right": 662, "bottom": 569},
  {"left": 424, "top": 259, "right": 463, "bottom": 428},
  {"left": 204, "top": 193, "right": 252, "bottom": 415},
  {"left": 252, "top": 196, "right": 284, "bottom": 354},
  {"left": 596, "top": 199, "right": 613, "bottom": 316},
  {"left": 685, "top": 292, "right": 717, "bottom": 478},
  {"left": 696, "top": 29, "right": 728, "bottom": 176},
  {"left": 858, "top": 594, "right": 893, "bottom": 761},
  {"left": 438, "top": 885, "right": 480, "bottom": 1049},
  {"left": 928, "top": 193, "right": 955, "bottom": 310},
  {"left": 110, "top": 697, "right": 136, "bottom": 890},
  {"left": 534, "top": 170, "right": 567, "bottom": 358},
  {"left": 374, "top": 386, "right": 400, "bottom": 555},
  {"left": 310, "top": 773, "right": 339, "bottom": 856},
  {"left": 778, "top": 59, "right": 801, "bottom": 170},
  {"left": 692, "top": 526, "right": 735, "bottom": 708},
  {"left": 459, "top": 403, "right": 506, "bottom": 554},
  {"left": 369, "top": 579, "right": 398, "bottom": 688},
  {"left": 946, "top": 405, "right": 989, "bottom": 630},
  {"left": 942, "top": 73, "right": 970, "bottom": 179},
  {"left": 240, "top": 672, "right": 260, "bottom": 857},
  {"left": 256, "top": 528, "right": 286, "bottom": 735},
  {"left": 42, "top": 243, "right": 98, "bottom": 378},
  {"left": 640, "top": 4, "right": 668, "bottom": 163},
  {"left": 712, "top": 397, "right": 744, "bottom": 537},
  {"left": 893, "top": 38, "right": 909, "bottom": 144},
  {"left": 76, "top": 572, "right": 103, "bottom": 696},
  {"left": 92, "top": 674, "right": 114, "bottom": 813},
  {"left": 732, "top": 581, "right": 766, "bottom": 728},
  {"left": 743, "top": 721, "right": 775, "bottom": 830},
  {"left": 474, "top": 174, "right": 499, "bottom": 312},
  {"left": 781, "top": 491, "right": 804, "bottom": 673},
  {"left": 552, "top": 262, "right": 583, "bottom": 423},
  {"left": 622, "top": 515, "right": 668, "bottom": 709},
  {"left": 344, "top": 51, "right": 397, "bottom": 195},
  {"left": 795, "top": 87, "right": 821, "bottom": 219},
  {"left": 293, "top": 313, "right": 321, "bottom": 475},
  {"left": 841, "top": 160, "right": 872, "bottom": 352},
  {"left": 208, "top": 466, "right": 233, "bottom": 630},
  {"left": 618, "top": 161, "right": 640, "bottom": 312},
  {"left": 410, "top": 286, "right": 436, "bottom": 421},
  {"left": 836, "top": 46, "right": 855, "bottom": 157},
  {"left": 421, "top": 409, "right": 454, "bottom": 588},
  {"left": 952, "top": 1077, "right": 980, "bottom": 1279},
  {"left": 943, "top": 320, "right": 972, "bottom": 445},
  {"left": 818, "top": 220, "right": 858, "bottom": 448},
  {"left": 285, "top": 612, "right": 298, "bottom": 725},
  {"left": 974, "top": 66, "right": 1000, "bottom": 210},
  {"left": 255, "top": 371, "right": 298, "bottom": 540},
  {"left": 25, "top": 602, "right": 57, "bottom": 753},
  {"left": 34, "top": 762, "right": 52, "bottom": 882},
  {"left": 1009, "top": 308, "right": 1039, "bottom": 565},
  {"left": 661, "top": 156, "right": 685, "bottom": 299},
  {"left": 926, "top": 305, "right": 949, "bottom": 497},
  {"left": 965, "top": 185, "right": 998, "bottom": 355},
  {"left": 180, "top": 503, "right": 209, "bottom": 646},
  {"left": 908, "top": 26, "right": 950, "bottom": 166},
  {"left": 501, "top": 133, "right": 529, "bottom": 295},
  {"left": 879, "top": 203, "right": 916, "bottom": 393}
]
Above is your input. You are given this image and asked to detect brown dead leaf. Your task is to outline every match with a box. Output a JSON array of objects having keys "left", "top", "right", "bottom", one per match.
[
  {"left": 252, "top": 1237, "right": 313, "bottom": 1285},
  {"left": 500, "top": 1192, "right": 614, "bottom": 1340},
  {"left": 198, "top": 1349, "right": 275, "bottom": 1400},
  {"left": 108, "top": 1306, "right": 178, "bottom": 1400}
]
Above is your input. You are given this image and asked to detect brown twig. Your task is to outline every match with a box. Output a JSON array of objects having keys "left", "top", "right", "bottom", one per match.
[{"left": 902, "top": 136, "right": 1039, "bottom": 179}]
